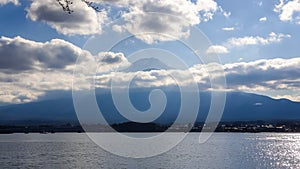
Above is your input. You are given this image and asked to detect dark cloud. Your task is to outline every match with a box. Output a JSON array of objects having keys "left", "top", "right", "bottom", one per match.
[
  {"left": 223, "top": 58, "right": 300, "bottom": 90},
  {"left": 0, "top": 36, "right": 81, "bottom": 72},
  {"left": 100, "top": 52, "right": 124, "bottom": 64}
]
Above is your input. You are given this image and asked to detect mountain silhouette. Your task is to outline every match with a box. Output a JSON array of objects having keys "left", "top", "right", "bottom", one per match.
[{"left": 0, "top": 91, "right": 299, "bottom": 125}]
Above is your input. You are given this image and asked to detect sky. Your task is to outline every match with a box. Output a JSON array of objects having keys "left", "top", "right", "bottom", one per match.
[{"left": 0, "top": 0, "right": 300, "bottom": 104}]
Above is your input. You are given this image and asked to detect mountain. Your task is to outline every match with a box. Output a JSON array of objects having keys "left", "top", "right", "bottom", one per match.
[
  {"left": 0, "top": 99, "right": 78, "bottom": 125},
  {"left": 124, "top": 58, "right": 171, "bottom": 72},
  {"left": 0, "top": 91, "right": 299, "bottom": 125},
  {"left": 222, "top": 92, "right": 300, "bottom": 121}
]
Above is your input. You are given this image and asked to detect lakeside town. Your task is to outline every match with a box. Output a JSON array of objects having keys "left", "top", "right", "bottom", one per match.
[{"left": 1, "top": 121, "right": 300, "bottom": 134}]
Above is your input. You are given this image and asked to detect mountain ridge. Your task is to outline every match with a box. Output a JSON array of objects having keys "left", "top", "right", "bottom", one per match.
[{"left": 0, "top": 91, "right": 299, "bottom": 125}]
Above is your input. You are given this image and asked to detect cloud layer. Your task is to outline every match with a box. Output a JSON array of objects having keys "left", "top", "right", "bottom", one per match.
[
  {"left": 1, "top": 35, "right": 299, "bottom": 103},
  {"left": 0, "top": 36, "right": 133, "bottom": 103},
  {"left": 0, "top": 36, "right": 88, "bottom": 103},
  {"left": 94, "top": 57, "right": 300, "bottom": 101}
]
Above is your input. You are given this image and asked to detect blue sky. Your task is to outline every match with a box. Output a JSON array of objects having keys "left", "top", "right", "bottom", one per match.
[
  {"left": 0, "top": 0, "right": 299, "bottom": 104},
  {"left": 1, "top": 0, "right": 299, "bottom": 63},
  {"left": 202, "top": 0, "right": 300, "bottom": 63}
]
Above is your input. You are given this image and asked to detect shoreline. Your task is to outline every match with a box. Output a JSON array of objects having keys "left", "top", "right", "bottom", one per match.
[{"left": 1, "top": 131, "right": 300, "bottom": 134}]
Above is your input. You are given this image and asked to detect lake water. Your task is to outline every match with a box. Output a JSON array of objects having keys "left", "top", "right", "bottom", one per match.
[{"left": 0, "top": 133, "right": 300, "bottom": 169}]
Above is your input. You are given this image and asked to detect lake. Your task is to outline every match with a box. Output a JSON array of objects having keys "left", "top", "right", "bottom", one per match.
[{"left": 0, "top": 133, "right": 300, "bottom": 169}]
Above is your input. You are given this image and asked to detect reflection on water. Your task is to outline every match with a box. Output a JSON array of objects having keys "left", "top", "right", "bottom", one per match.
[
  {"left": 251, "top": 134, "right": 300, "bottom": 168},
  {"left": 0, "top": 133, "right": 300, "bottom": 169}
]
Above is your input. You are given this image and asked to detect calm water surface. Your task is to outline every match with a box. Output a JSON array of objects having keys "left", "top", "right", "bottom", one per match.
[{"left": 0, "top": 133, "right": 300, "bottom": 169}]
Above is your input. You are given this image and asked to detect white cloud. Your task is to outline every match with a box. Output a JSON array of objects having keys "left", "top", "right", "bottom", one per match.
[
  {"left": 26, "top": 0, "right": 221, "bottom": 42},
  {"left": 223, "top": 57, "right": 300, "bottom": 95},
  {"left": 0, "top": 36, "right": 87, "bottom": 72},
  {"left": 0, "top": 71, "right": 73, "bottom": 103},
  {"left": 274, "top": 0, "right": 285, "bottom": 12},
  {"left": 108, "top": 0, "right": 219, "bottom": 44},
  {"left": 0, "top": 36, "right": 131, "bottom": 103},
  {"left": 196, "top": 0, "right": 218, "bottom": 21},
  {"left": 223, "top": 11, "right": 231, "bottom": 18},
  {"left": 274, "top": 0, "right": 300, "bottom": 24},
  {"left": 96, "top": 52, "right": 131, "bottom": 72},
  {"left": 227, "top": 32, "right": 291, "bottom": 47},
  {"left": 1, "top": 41, "right": 300, "bottom": 103},
  {"left": 206, "top": 45, "right": 229, "bottom": 54},
  {"left": 218, "top": 6, "right": 231, "bottom": 18},
  {"left": 0, "top": 36, "right": 93, "bottom": 103},
  {"left": 1, "top": 35, "right": 299, "bottom": 103},
  {"left": 0, "top": 0, "right": 19, "bottom": 6},
  {"left": 27, "top": 0, "right": 107, "bottom": 35},
  {"left": 94, "top": 57, "right": 300, "bottom": 101},
  {"left": 222, "top": 27, "right": 234, "bottom": 31},
  {"left": 259, "top": 17, "right": 267, "bottom": 22}
]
